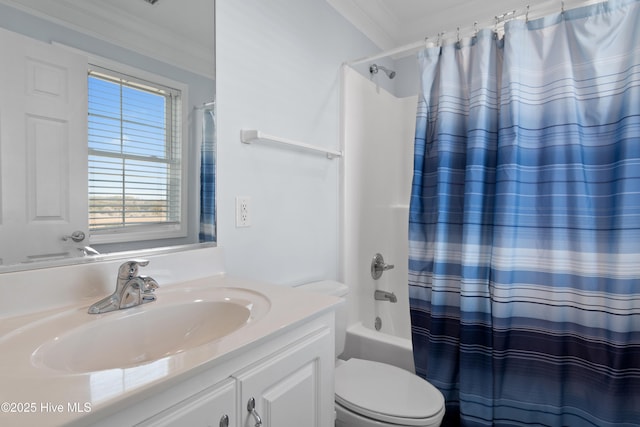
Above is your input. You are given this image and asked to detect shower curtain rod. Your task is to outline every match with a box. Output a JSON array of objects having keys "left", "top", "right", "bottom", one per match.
[{"left": 346, "top": 0, "right": 600, "bottom": 66}]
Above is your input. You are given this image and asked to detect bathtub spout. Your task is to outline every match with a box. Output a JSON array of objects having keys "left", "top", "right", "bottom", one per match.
[{"left": 374, "top": 290, "right": 397, "bottom": 303}]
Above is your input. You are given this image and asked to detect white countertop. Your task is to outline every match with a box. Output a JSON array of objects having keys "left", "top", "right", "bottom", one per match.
[{"left": 0, "top": 271, "right": 340, "bottom": 426}]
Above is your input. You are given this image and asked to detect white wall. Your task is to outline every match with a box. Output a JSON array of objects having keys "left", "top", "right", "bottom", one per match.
[
  {"left": 394, "top": 54, "right": 420, "bottom": 98},
  {"left": 216, "top": 0, "right": 381, "bottom": 285}
]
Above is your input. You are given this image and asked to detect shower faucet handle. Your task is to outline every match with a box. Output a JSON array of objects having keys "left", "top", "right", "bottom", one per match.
[{"left": 371, "top": 253, "right": 394, "bottom": 280}]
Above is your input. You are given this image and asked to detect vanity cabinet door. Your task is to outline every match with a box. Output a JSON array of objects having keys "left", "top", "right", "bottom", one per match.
[
  {"left": 136, "top": 378, "right": 237, "bottom": 427},
  {"left": 235, "top": 328, "right": 334, "bottom": 427}
]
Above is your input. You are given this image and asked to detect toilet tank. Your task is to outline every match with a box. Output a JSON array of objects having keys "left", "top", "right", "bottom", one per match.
[{"left": 295, "top": 280, "right": 348, "bottom": 357}]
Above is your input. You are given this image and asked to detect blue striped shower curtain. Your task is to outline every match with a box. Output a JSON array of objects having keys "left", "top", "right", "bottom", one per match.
[
  {"left": 199, "top": 108, "right": 216, "bottom": 242},
  {"left": 408, "top": 1, "right": 640, "bottom": 426}
]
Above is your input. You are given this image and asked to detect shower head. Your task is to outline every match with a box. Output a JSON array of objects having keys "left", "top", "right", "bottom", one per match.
[{"left": 369, "top": 63, "right": 396, "bottom": 79}]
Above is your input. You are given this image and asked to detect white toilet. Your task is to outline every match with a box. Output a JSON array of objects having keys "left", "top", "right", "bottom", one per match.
[{"left": 296, "top": 281, "right": 445, "bottom": 427}]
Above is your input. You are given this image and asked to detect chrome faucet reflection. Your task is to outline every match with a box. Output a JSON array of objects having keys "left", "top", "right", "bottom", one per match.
[
  {"left": 88, "top": 259, "right": 159, "bottom": 314},
  {"left": 79, "top": 246, "right": 100, "bottom": 256}
]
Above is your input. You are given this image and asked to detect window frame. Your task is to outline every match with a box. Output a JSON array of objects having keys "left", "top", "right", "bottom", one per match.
[{"left": 87, "top": 57, "right": 189, "bottom": 245}]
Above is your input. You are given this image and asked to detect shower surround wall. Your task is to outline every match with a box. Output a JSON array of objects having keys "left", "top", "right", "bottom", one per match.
[{"left": 341, "top": 65, "right": 418, "bottom": 371}]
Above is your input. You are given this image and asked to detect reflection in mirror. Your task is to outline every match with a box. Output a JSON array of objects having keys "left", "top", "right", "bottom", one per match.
[
  {"left": 199, "top": 103, "right": 217, "bottom": 243},
  {"left": 0, "top": 0, "right": 215, "bottom": 272}
]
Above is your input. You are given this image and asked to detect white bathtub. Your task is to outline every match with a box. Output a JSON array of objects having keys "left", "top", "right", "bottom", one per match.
[{"left": 341, "top": 321, "right": 415, "bottom": 373}]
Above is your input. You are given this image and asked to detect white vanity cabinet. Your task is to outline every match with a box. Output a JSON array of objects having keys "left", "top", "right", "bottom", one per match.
[
  {"left": 100, "top": 312, "right": 335, "bottom": 427},
  {"left": 235, "top": 327, "right": 332, "bottom": 427},
  {"left": 135, "top": 378, "right": 236, "bottom": 427}
]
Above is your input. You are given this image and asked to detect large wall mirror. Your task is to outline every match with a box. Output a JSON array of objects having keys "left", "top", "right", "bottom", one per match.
[{"left": 0, "top": 0, "right": 216, "bottom": 272}]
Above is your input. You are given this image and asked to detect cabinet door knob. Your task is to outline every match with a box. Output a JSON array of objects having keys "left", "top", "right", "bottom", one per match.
[
  {"left": 247, "top": 397, "right": 263, "bottom": 427},
  {"left": 219, "top": 414, "right": 229, "bottom": 427}
]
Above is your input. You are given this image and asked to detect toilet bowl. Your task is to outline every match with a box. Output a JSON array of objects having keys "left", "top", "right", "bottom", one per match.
[{"left": 296, "top": 281, "right": 445, "bottom": 427}]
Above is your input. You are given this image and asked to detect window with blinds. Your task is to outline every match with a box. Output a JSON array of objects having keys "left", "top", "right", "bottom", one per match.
[{"left": 88, "top": 65, "right": 183, "bottom": 240}]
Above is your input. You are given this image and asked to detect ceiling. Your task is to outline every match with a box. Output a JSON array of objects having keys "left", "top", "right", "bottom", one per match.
[{"left": 327, "top": 0, "right": 600, "bottom": 51}]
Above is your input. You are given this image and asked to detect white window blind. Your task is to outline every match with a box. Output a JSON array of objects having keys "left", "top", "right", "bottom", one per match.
[{"left": 88, "top": 66, "right": 182, "bottom": 235}]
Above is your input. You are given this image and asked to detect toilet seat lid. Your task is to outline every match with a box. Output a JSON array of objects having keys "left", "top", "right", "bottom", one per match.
[{"left": 335, "top": 358, "right": 445, "bottom": 426}]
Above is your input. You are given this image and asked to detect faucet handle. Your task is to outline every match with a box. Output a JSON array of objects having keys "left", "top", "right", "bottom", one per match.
[
  {"left": 117, "top": 259, "right": 150, "bottom": 280},
  {"left": 371, "top": 253, "right": 394, "bottom": 280}
]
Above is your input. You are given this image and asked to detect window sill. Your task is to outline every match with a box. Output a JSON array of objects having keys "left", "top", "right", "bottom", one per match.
[{"left": 89, "top": 224, "right": 187, "bottom": 245}]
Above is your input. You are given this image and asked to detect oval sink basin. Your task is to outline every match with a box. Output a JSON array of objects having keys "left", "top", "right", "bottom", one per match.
[{"left": 18, "top": 287, "right": 271, "bottom": 374}]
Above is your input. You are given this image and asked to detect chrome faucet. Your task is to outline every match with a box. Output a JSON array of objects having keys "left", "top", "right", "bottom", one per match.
[
  {"left": 88, "top": 259, "right": 159, "bottom": 314},
  {"left": 374, "top": 290, "right": 397, "bottom": 303}
]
